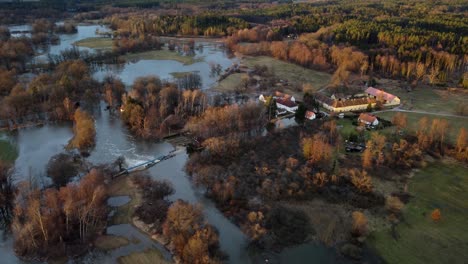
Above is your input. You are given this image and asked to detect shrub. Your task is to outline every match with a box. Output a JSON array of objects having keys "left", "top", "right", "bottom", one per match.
[{"left": 351, "top": 211, "right": 368, "bottom": 237}]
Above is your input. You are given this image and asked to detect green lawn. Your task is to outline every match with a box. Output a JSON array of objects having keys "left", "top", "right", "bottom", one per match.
[
  {"left": 0, "top": 137, "right": 18, "bottom": 163},
  {"left": 242, "top": 56, "right": 331, "bottom": 90},
  {"left": 377, "top": 112, "right": 467, "bottom": 144},
  {"left": 368, "top": 161, "right": 468, "bottom": 264},
  {"left": 74, "top": 37, "right": 113, "bottom": 50},
  {"left": 122, "top": 50, "right": 203, "bottom": 65}
]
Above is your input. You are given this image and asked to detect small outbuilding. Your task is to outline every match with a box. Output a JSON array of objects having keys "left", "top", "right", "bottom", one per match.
[
  {"left": 305, "top": 111, "right": 316, "bottom": 120},
  {"left": 358, "top": 113, "right": 379, "bottom": 126}
]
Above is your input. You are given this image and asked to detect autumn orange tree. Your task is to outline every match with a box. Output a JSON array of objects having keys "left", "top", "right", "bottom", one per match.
[
  {"left": 431, "top": 209, "right": 441, "bottom": 222},
  {"left": 362, "top": 132, "right": 386, "bottom": 169},
  {"left": 162, "top": 200, "right": 223, "bottom": 263},
  {"left": 12, "top": 169, "right": 107, "bottom": 259},
  {"left": 302, "top": 134, "right": 333, "bottom": 168},
  {"left": 392, "top": 112, "right": 407, "bottom": 134},
  {"left": 351, "top": 211, "right": 368, "bottom": 237},
  {"left": 455, "top": 128, "right": 467, "bottom": 161},
  {"left": 349, "top": 169, "right": 372, "bottom": 193},
  {"left": 68, "top": 108, "right": 96, "bottom": 151}
]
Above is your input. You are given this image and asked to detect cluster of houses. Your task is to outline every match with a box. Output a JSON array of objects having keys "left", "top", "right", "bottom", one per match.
[
  {"left": 259, "top": 91, "right": 316, "bottom": 120},
  {"left": 257, "top": 87, "right": 399, "bottom": 123},
  {"left": 315, "top": 87, "right": 400, "bottom": 113}
]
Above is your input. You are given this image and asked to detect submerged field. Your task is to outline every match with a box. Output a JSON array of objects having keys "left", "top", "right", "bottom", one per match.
[
  {"left": 368, "top": 161, "right": 468, "bottom": 264},
  {"left": 74, "top": 37, "right": 113, "bottom": 50},
  {"left": 122, "top": 50, "right": 203, "bottom": 65}
]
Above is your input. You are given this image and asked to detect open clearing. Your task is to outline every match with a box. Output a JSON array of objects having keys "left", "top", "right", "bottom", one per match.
[
  {"left": 374, "top": 78, "right": 468, "bottom": 115},
  {"left": 242, "top": 56, "right": 331, "bottom": 90},
  {"left": 0, "top": 137, "right": 18, "bottom": 163},
  {"left": 394, "top": 88, "right": 468, "bottom": 115},
  {"left": 368, "top": 161, "right": 468, "bottom": 264},
  {"left": 74, "top": 37, "right": 113, "bottom": 50},
  {"left": 377, "top": 111, "right": 467, "bottom": 144},
  {"left": 122, "top": 49, "right": 203, "bottom": 65},
  {"left": 213, "top": 73, "right": 246, "bottom": 92},
  {"left": 95, "top": 235, "right": 130, "bottom": 251},
  {"left": 118, "top": 248, "right": 170, "bottom": 264}
]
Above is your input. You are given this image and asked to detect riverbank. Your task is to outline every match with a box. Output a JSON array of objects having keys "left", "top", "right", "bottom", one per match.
[{"left": 106, "top": 174, "right": 175, "bottom": 263}]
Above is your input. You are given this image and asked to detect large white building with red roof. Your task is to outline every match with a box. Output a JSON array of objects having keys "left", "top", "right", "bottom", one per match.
[{"left": 365, "top": 87, "right": 400, "bottom": 106}]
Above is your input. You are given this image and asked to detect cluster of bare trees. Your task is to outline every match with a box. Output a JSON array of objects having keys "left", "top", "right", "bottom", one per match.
[
  {"left": 112, "top": 35, "right": 162, "bottom": 54},
  {"left": 186, "top": 102, "right": 266, "bottom": 140},
  {"left": 0, "top": 38, "right": 34, "bottom": 71},
  {"left": 12, "top": 169, "right": 108, "bottom": 259},
  {"left": 131, "top": 175, "right": 224, "bottom": 262},
  {"left": 0, "top": 60, "right": 100, "bottom": 123},
  {"left": 119, "top": 76, "right": 207, "bottom": 139}
]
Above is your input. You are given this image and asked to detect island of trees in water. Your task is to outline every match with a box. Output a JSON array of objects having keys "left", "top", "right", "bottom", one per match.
[{"left": 0, "top": 0, "right": 467, "bottom": 262}]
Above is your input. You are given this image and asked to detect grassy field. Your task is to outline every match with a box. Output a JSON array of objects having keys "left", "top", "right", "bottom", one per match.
[
  {"left": 118, "top": 248, "right": 170, "bottom": 264},
  {"left": 368, "top": 161, "right": 468, "bottom": 264},
  {"left": 213, "top": 73, "right": 246, "bottom": 92},
  {"left": 122, "top": 50, "right": 203, "bottom": 65},
  {"left": 242, "top": 56, "right": 331, "bottom": 90},
  {"left": 95, "top": 235, "right": 130, "bottom": 251},
  {"left": 391, "top": 88, "right": 468, "bottom": 115},
  {"left": 107, "top": 176, "right": 142, "bottom": 225},
  {"left": 377, "top": 111, "right": 467, "bottom": 144},
  {"left": 0, "top": 137, "right": 18, "bottom": 163},
  {"left": 74, "top": 37, "right": 113, "bottom": 50}
]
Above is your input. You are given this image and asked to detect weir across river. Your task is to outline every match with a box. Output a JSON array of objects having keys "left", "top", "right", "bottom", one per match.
[{"left": 113, "top": 152, "right": 176, "bottom": 178}]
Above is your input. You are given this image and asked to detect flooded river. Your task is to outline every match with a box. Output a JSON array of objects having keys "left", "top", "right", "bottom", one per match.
[{"left": 0, "top": 23, "right": 341, "bottom": 264}]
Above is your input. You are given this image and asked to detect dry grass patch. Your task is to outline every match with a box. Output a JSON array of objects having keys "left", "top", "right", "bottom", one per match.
[
  {"left": 95, "top": 235, "right": 129, "bottom": 251},
  {"left": 122, "top": 49, "right": 203, "bottom": 65},
  {"left": 118, "top": 248, "right": 171, "bottom": 264},
  {"left": 74, "top": 37, "right": 113, "bottom": 50},
  {"left": 282, "top": 199, "right": 352, "bottom": 246},
  {"left": 243, "top": 56, "right": 331, "bottom": 90}
]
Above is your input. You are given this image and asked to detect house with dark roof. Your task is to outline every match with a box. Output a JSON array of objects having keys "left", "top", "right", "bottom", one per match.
[
  {"left": 276, "top": 98, "right": 298, "bottom": 113},
  {"left": 259, "top": 91, "right": 298, "bottom": 113}
]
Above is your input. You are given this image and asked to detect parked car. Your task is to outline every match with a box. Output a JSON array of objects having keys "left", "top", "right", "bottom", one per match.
[{"left": 345, "top": 141, "right": 366, "bottom": 152}]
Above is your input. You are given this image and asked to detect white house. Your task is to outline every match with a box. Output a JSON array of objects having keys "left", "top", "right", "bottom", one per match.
[
  {"left": 358, "top": 113, "right": 379, "bottom": 126},
  {"left": 276, "top": 98, "right": 298, "bottom": 113},
  {"left": 365, "top": 87, "right": 400, "bottom": 106}
]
